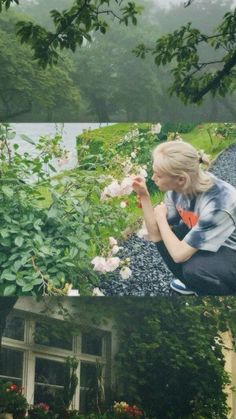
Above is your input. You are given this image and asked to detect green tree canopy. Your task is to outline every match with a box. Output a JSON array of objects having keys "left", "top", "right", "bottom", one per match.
[
  {"left": 135, "top": 0, "right": 236, "bottom": 103},
  {"left": 10, "top": 0, "right": 141, "bottom": 67},
  {"left": 0, "top": 10, "right": 81, "bottom": 121},
  {"left": 2, "top": 0, "right": 236, "bottom": 105}
]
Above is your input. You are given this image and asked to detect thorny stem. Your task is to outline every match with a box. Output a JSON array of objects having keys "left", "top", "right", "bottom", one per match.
[
  {"left": 31, "top": 256, "right": 68, "bottom": 296},
  {"left": 3, "top": 126, "right": 12, "bottom": 165}
]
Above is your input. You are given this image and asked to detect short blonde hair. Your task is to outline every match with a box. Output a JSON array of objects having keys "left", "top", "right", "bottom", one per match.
[{"left": 153, "top": 140, "right": 213, "bottom": 197}]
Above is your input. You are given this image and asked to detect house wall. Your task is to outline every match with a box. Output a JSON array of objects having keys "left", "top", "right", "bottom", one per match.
[
  {"left": 13, "top": 297, "right": 119, "bottom": 387},
  {"left": 1, "top": 297, "right": 118, "bottom": 411},
  {"left": 7, "top": 299, "right": 236, "bottom": 417}
]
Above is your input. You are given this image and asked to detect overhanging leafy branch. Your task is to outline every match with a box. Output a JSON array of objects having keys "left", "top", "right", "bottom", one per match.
[
  {"left": 15, "top": 0, "right": 141, "bottom": 67},
  {"left": 134, "top": 8, "right": 236, "bottom": 103}
]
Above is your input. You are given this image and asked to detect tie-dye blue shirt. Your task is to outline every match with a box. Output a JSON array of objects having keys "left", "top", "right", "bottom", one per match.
[{"left": 164, "top": 174, "right": 236, "bottom": 252}]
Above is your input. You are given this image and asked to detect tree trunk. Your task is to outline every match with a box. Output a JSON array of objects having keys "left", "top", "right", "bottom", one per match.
[{"left": 93, "top": 97, "right": 110, "bottom": 122}]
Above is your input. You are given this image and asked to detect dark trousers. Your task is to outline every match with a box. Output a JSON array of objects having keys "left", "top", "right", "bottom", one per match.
[{"left": 156, "top": 224, "right": 236, "bottom": 295}]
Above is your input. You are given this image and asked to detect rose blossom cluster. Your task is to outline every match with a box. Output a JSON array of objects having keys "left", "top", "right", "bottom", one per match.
[
  {"left": 122, "top": 128, "right": 139, "bottom": 143},
  {"left": 91, "top": 237, "right": 132, "bottom": 280},
  {"left": 149, "top": 123, "right": 162, "bottom": 134},
  {"left": 34, "top": 403, "right": 50, "bottom": 412},
  {"left": 113, "top": 401, "right": 143, "bottom": 418},
  {"left": 100, "top": 176, "right": 134, "bottom": 201},
  {"left": 7, "top": 384, "right": 23, "bottom": 393},
  {"left": 100, "top": 168, "right": 147, "bottom": 202},
  {"left": 66, "top": 284, "right": 105, "bottom": 297}
]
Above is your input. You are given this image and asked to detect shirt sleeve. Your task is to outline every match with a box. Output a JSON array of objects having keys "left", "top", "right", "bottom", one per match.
[
  {"left": 164, "top": 191, "right": 181, "bottom": 225},
  {"left": 183, "top": 209, "right": 236, "bottom": 252}
]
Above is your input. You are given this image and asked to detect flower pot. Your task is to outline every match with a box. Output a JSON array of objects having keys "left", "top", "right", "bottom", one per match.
[{"left": 0, "top": 414, "right": 13, "bottom": 419}]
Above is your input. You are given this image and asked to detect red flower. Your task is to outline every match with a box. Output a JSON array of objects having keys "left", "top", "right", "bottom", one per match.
[
  {"left": 9, "top": 384, "right": 18, "bottom": 392},
  {"left": 36, "top": 403, "right": 50, "bottom": 412}
]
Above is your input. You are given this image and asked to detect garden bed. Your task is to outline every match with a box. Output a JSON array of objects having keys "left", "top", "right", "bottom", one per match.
[{"left": 0, "top": 122, "right": 235, "bottom": 296}]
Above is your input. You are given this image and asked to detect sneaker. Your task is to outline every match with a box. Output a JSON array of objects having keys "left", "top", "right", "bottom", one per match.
[{"left": 170, "top": 279, "right": 197, "bottom": 295}]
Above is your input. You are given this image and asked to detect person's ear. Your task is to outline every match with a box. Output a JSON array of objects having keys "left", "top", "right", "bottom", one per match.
[{"left": 177, "top": 176, "right": 186, "bottom": 187}]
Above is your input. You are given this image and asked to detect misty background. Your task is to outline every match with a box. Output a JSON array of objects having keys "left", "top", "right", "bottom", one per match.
[{"left": 1, "top": 0, "right": 236, "bottom": 122}]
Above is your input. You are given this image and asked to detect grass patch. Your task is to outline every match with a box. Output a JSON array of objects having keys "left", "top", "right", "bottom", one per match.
[
  {"left": 76, "top": 123, "right": 150, "bottom": 148},
  {"left": 181, "top": 123, "right": 235, "bottom": 160}
]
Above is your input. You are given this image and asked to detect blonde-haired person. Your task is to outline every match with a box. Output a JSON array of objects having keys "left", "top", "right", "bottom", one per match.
[{"left": 132, "top": 140, "right": 236, "bottom": 295}]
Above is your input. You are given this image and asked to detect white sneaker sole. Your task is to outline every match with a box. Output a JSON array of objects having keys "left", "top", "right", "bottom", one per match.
[{"left": 170, "top": 282, "right": 196, "bottom": 295}]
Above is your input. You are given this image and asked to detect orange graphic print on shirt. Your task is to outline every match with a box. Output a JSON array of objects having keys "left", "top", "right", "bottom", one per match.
[{"left": 177, "top": 207, "right": 199, "bottom": 229}]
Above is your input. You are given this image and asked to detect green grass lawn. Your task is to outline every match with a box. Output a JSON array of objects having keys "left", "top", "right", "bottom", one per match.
[{"left": 181, "top": 123, "right": 234, "bottom": 160}]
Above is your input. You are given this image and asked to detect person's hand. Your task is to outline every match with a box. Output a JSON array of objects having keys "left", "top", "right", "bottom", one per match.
[
  {"left": 132, "top": 176, "right": 149, "bottom": 198},
  {"left": 154, "top": 202, "right": 168, "bottom": 221}
]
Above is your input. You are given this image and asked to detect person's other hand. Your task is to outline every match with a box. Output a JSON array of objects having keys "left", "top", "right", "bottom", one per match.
[{"left": 132, "top": 176, "right": 149, "bottom": 198}]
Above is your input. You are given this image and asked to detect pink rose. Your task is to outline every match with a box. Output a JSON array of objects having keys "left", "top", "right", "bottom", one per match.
[
  {"left": 91, "top": 256, "right": 109, "bottom": 273},
  {"left": 105, "top": 257, "right": 120, "bottom": 272}
]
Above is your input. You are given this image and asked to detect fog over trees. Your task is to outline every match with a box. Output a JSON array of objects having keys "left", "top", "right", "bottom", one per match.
[{"left": 0, "top": 0, "right": 236, "bottom": 121}]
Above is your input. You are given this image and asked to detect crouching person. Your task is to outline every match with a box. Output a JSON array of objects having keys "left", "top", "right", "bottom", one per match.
[{"left": 132, "top": 140, "right": 236, "bottom": 295}]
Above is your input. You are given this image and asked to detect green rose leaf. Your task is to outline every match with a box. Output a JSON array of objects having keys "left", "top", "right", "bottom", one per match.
[
  {"left": 2, "top": 186, "right": 14, "bottom": 197},
  {"left": 22, "top": 283, "right": 34, "bottom": 292},
  {"left": 3, "top": 284, "right": 17, "bottom": 296},
  {"left": 15, "top": 236, "right": 24, "bottom": 247}
]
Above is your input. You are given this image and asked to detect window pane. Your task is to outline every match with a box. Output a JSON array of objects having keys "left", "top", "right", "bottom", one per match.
[
  {"left": 79, "top": 362, "right": 97, "bottom": 413},
  {"left": 35, "top": 358, "right": 66, "bottom": 386},
  {"left": 80, "top": 362, "right": 97, "bottom": 388},
  {"left": 34, "top": 358, "right": 66, "bottom": 408},
  {"left": 3, "top": 316, "right": 24, "bottom": 341},
  {"left": 81, "top": 333, "right": 103, "bottom": 356},
  {"left": 0, "top": 348, "right": 23, "bottom": 383},
  {"left": 34, "top": 321, "right": 73, "bottom": 350},
  {"left": 34, "top": 384, "right": 64, "bottom": 408}
]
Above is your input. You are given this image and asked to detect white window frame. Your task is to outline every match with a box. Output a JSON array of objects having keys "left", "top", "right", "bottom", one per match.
[{"left": 1, "top": 310, "right": 111, "bottom": 412}]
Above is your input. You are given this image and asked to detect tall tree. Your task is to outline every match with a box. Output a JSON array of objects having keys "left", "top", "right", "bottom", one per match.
[{"left": 0, "top": 10, "right": 81, "bottom": 120}]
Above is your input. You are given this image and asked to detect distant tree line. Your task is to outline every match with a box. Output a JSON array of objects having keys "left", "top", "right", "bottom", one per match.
[{"left": 0, "top": 0, "right": 236, "bottom": 121}]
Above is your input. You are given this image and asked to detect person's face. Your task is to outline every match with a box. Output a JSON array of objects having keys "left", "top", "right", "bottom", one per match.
[{"left": 152, "top": 157, "right": 186, "bottom": 192}]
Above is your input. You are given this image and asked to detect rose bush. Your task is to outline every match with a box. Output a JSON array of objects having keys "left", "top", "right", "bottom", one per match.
[
  {"left": 0, "top": 124, "right": 147, "bottom": 295},
  {"left": 0, "top": 382, "right": 28, "bottom": 418},
  {"left": 2, "top": 122, "right": 227, "bottom": 294}
]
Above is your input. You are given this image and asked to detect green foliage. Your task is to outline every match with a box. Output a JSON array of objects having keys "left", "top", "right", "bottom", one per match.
[
  {"left": 214, "top": 122, "right": 236, "bottom": 141},
  {"left": 76, "top": 123, "right": 153, "bottom": 178},
  {"left": 28, "top": 403, "right": 51, "bottom": 419},
  {"left": 13, "top": 0, "right": 142, "bottom": 67},
  {"left": 1, "top": 0, "right": 236, "bottom": 121},
  {"left": 113, "top": 297, "right": 234, "bottom": 419},
  {"left": 0, "top": 381, "right": 28, "bottom": 415},
  {"left": 135, "top": 4, "right": 236, "bottom": 104},
  {"left": 162, "top": 122, "right": 197, "bottom": 134},
  {"left": 0, "top": 124, "right": 101, "bottom": 295},
  {"left": 0, "top": 0, "right": 18, "bottom": 12},
  {"left": 76, "top": 124, "right": 149, "bottom": 149},
  {"left": 77, "top": 123, "right": 160, "bottom": 197},
  {"left": 0, "top": 122, "right": 235, "bottom": 296},
  {"left": 63, "top": 357, "right": 79, "bottom": 410},
  {"left": 0, "top": 11, "right": 81, "bottom": 121}
]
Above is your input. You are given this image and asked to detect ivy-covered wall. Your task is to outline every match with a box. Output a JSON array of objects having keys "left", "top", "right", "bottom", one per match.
[{"left": 112, "top": 297, "right": 236, "bottom": 419}]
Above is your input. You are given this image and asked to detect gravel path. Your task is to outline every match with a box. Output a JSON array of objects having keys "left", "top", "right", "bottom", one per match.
[{"left": 99, "top": 144, "right": 236, "bottom": 296}]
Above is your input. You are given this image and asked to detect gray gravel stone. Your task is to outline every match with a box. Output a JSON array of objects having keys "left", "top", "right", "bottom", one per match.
[{"left": 99, "top": 144, "right": 236, "bottom": 296}]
